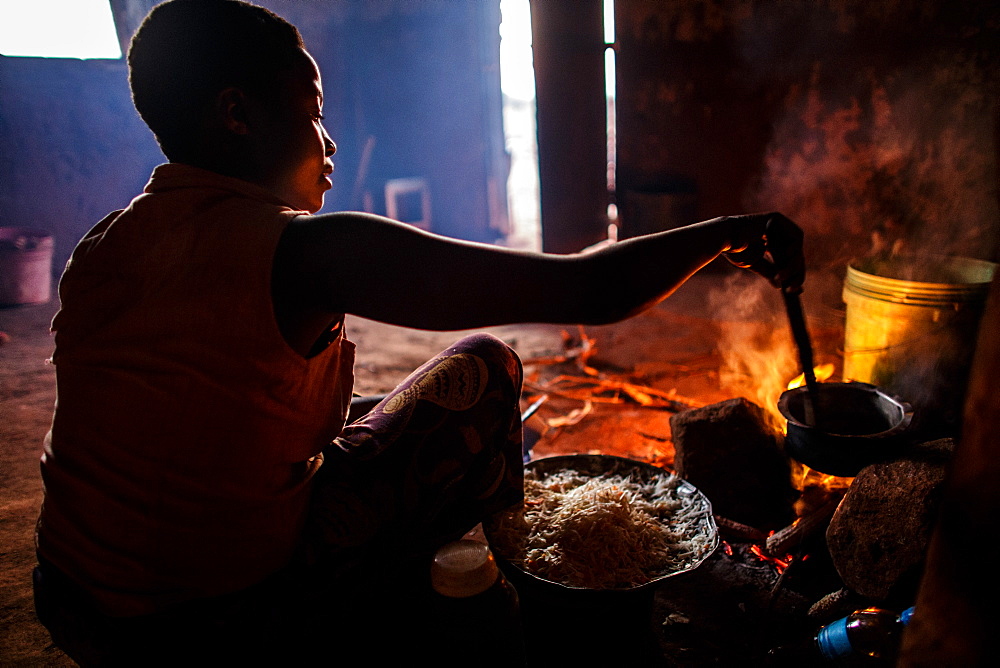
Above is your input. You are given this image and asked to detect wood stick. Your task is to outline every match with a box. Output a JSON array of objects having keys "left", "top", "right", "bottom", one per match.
[
  {"left": 526, "top": 375, "right": 706, "bottom": 409},
  {"left": 765, "top": 495, "right": 841, "bottom": 557},
  {"left": 714, "top": 515, "right": 769, "bottom": 543}
]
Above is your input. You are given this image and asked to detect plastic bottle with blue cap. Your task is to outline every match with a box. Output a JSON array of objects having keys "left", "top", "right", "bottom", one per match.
[{"left": 767, "top": 605, "right": 916, "bottom": 665}]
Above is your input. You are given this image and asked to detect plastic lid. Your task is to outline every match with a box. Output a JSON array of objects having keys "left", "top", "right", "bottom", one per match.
[
  {"left": 900, "top": 606, "right": 916, "bottom": 625},
  {"left": 431, "top": 539, "right": 499, "bottom": 598}
]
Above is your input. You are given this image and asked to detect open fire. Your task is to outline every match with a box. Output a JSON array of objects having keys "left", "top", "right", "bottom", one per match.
[{"left": 516, "top": 313, "right": 953, "bottom": 662}]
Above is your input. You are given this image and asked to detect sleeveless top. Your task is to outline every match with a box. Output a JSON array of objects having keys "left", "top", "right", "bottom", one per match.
[{"left": 37, "top": 163, "right": 355, "bottom": 616}]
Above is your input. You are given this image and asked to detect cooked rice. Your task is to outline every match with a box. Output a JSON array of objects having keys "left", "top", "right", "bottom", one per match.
[{"left": 488, "top": 466, "right": 714, "bottom": 589}]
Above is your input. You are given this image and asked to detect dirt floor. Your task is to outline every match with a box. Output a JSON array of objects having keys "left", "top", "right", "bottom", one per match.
[{"left": 0, "top": 267, "right": 847, "bottom": 665}]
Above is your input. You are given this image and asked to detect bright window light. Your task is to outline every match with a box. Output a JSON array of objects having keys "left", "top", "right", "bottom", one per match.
[
  {"left": 605, "top": 46, "right": 616, "bottom": 99},
  {"left": 0, "top": 0, "right": 121, "bottom": 59},
  {"left": 603, "top": 0, "right": 615, "bottom": 45},
  {"left": 499, "top": 0, "right": 535, "bottom": 100}
]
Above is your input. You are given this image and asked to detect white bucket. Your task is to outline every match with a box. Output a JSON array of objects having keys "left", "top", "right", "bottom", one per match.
[{"left": 0, "top": 227, "right": 54, "bottom": 306}]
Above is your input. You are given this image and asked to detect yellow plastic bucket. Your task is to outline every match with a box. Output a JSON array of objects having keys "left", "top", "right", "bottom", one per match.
[{"left": 842, "top": 254, "right": 996, "bottom": 435}]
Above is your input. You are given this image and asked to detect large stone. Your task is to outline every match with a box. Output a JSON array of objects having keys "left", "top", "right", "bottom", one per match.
[
  {"left": 826, "top": 438, "right": 954, "bottom": 601},
  {"left": 670, "top": 398, "right": 797, "bottom": 531}
]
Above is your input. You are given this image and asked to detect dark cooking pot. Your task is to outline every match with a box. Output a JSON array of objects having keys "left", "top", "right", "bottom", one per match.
[{"left": 778, "top": 381, "right": 913, "bottom": 477}]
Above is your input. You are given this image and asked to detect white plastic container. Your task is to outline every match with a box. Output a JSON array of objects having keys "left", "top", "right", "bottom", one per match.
[{"left": 0, "top": 227, "right": 53, "bottom": 306}]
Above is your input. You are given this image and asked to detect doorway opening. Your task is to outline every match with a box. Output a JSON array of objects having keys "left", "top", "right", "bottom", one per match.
[
  {"left": 603, "top": 0, "right": 618, "bottom": 239},
  {"left": 499, "top": 0, "right": 540, "bottom": 251},
  {"left": 499, "top": 0, "right": 618, "bottom": 251}
]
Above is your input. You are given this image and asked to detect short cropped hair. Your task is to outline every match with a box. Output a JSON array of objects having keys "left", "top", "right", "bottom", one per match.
[{"left": 128, "top": 0, "right": 304, "bottom": 161}]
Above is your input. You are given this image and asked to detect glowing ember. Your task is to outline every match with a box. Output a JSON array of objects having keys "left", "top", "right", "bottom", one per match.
[{"left": 750, "top": 542, "right": 793, "bottom": 573}]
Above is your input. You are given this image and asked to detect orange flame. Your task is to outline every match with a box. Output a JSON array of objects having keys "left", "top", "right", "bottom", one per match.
[
  {"left": 794, "top": 462, "right": 853, "bottom": 493},
  {"left": 786, "top": 363, "right": 836, "bottom": 390}
]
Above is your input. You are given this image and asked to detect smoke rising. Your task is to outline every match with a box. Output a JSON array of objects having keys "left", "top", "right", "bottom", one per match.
[{"left": 705, "top": 0, "right": 999, "bottom": 433}]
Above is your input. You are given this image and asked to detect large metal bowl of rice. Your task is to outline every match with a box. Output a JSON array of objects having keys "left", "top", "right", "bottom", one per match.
[{"left": 484, "top": 454, "right": 719, "bottom": 595}]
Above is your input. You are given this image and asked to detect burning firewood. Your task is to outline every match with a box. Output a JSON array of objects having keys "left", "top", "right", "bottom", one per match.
[
  {"left": 764, "top": 494, "right": 842, "bottom": 558},
  {"left": 714, "top": 515, "right": 769, "bottom": 543}
]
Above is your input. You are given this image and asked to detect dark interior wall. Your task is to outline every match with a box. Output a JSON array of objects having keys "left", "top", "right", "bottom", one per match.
[
  {"left": 0, "top": 0, "right": 507, "bottom": 278},
  {"left": 269, "top": 0, "right": 509, "bottom": 243},
  {"left": 615, "top": 0, "right": 1000, "bottom": 269},
  {"left": 616, "top": 0, "right": 774, "bottom": 239},
  {"left": 333, "top": 0, "right": 508, "bottom": 242},
  {"left": 0, "top": 48, "right": 161, "bottom": 275}
]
